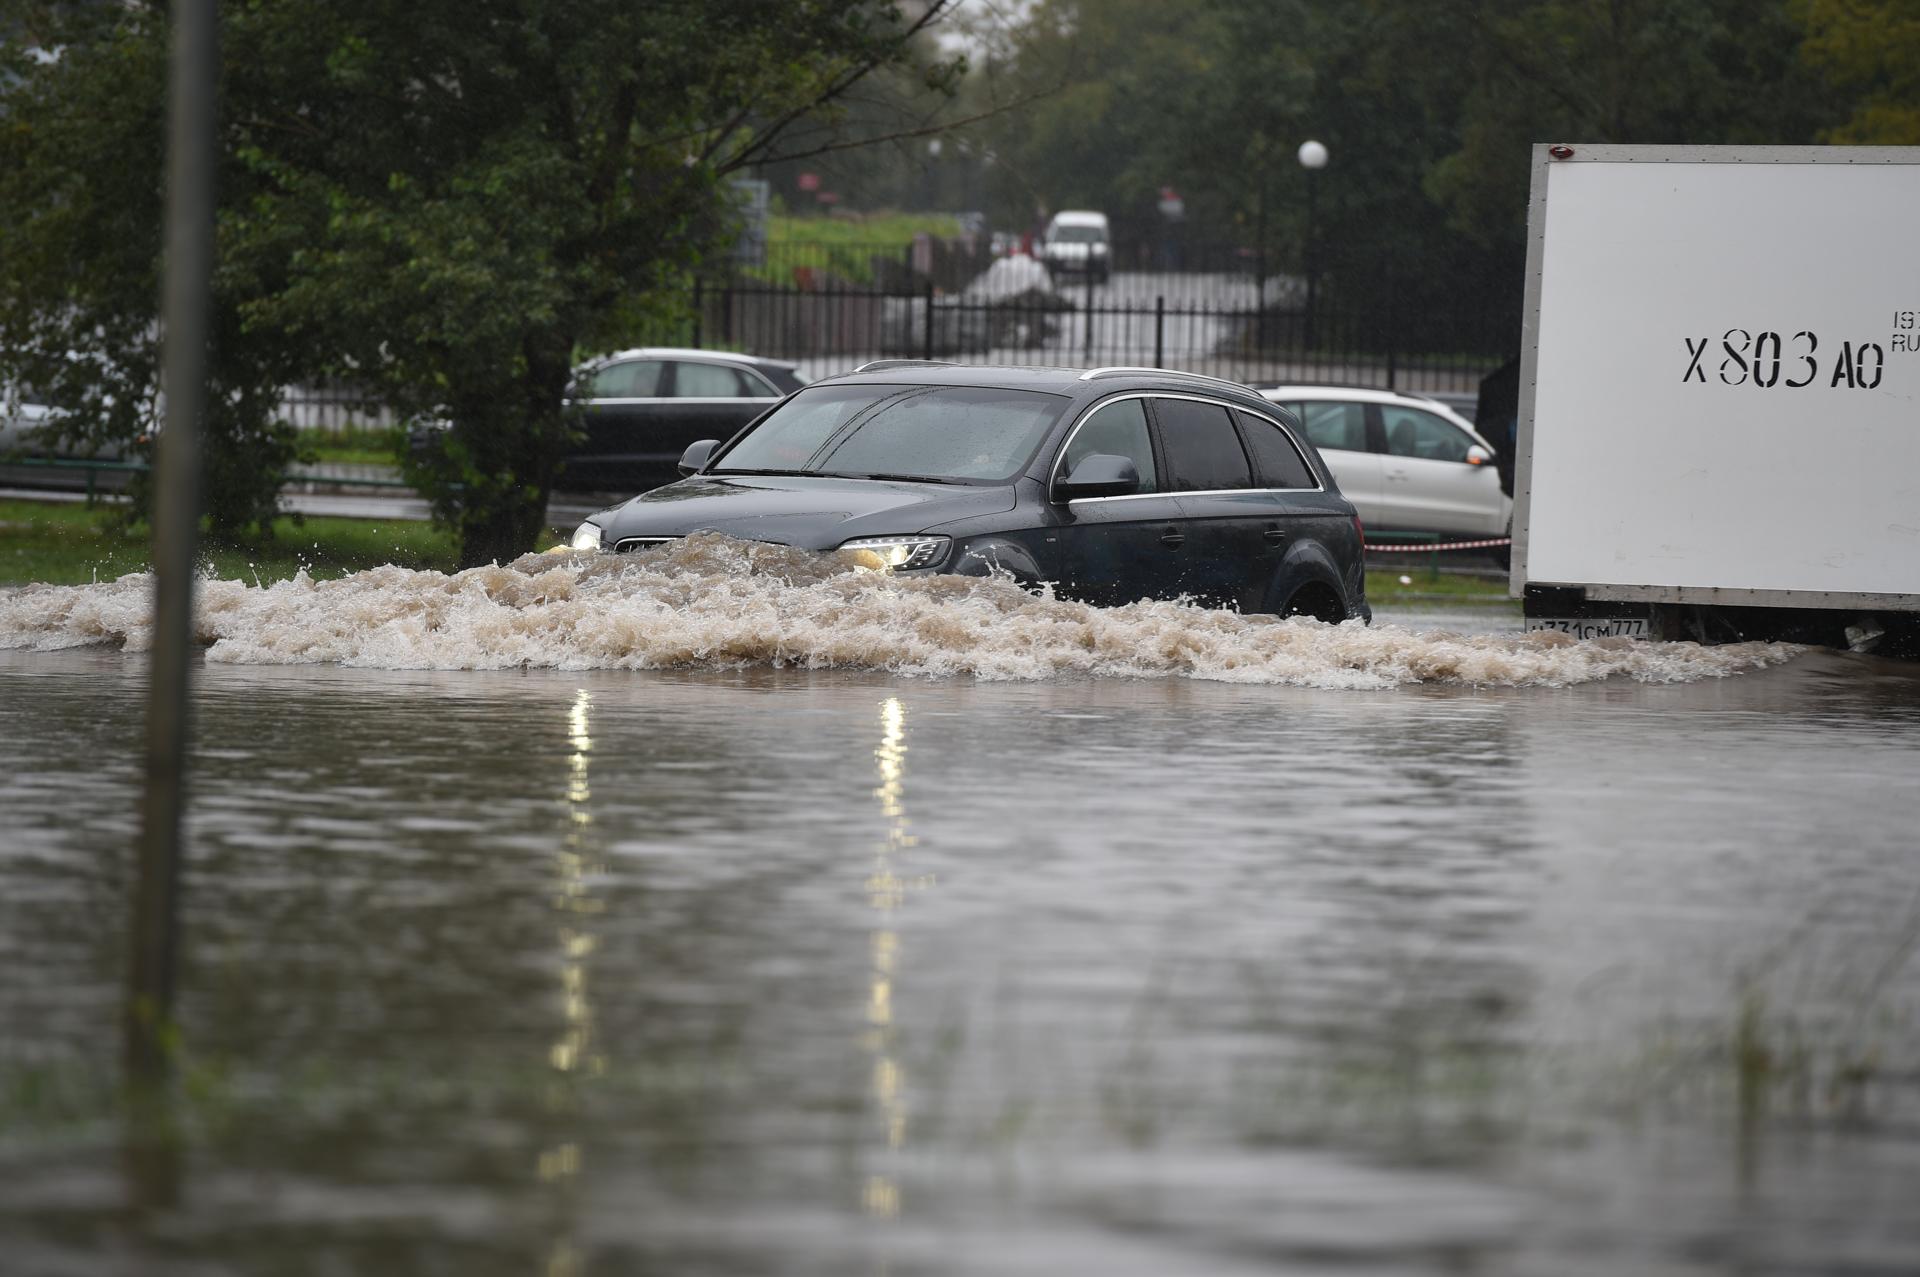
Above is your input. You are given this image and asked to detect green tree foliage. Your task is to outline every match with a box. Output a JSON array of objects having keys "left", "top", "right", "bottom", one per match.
[
  {"left": 972, "top": 0, "right": 1853, "bottom": 352},
  {"left": 1799, "top": 0, "right": 1920, "bottom": 143},
  {"left": 1420, "top": 0, "right": 1839, "bottom": 239},
  {"left": 1, "top": 0, "right": 960, "bottom": 564},
  {"left": 1, "top": 3, "right": 304, "bottom": 538},
  {"left": 975, "top": 0, "right": 1312, "bottom": 249}
]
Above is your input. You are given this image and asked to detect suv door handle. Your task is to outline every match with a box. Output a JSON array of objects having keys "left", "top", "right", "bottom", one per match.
[{"left": 1160, "top": 527, "right": 1186, "bottom": 548}]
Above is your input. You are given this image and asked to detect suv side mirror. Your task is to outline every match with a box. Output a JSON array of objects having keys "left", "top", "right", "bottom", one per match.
[
  {"left": 677, "top": 439, "right": 720, "bottom": 475},
  {"left": 1465, "top": 444, "right": 1492, "bottom": 467},
  {"left": 1055, "top": 453, "right": 1141, "bottom": 501}
]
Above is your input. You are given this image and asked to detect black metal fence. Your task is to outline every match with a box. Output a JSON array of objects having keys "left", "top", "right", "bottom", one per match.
[
  {"left": 689, "top": 279, "right": 1504, "bottom": 397},
  {"left": 747, "top": 240, "right": 1322, "bottom": 293},
  {"left": 278, "top": 381, "right": 401, "bottom": 435},
  {"left": 282, "top": 246, "right": 1512, "bottom": 435}
]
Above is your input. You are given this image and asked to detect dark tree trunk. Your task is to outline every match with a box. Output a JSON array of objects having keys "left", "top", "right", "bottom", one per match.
[
  {"left": 449, "top": 330, "right": 577, "bottom": 569},
  {"left": 456, "top": 490, "right": 551, "bottom": 568}
]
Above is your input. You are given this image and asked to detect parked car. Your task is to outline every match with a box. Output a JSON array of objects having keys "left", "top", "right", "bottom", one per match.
[
  {"left": 0, "top": 382, "right": 147, "bottom": 493},
  {"left": 412, "top": 347, "right": 807, "bottom": 494},
  {"left": 0, "top": 385, "right": 62, "bottom": 456},
  {"left": 573, "top": 362, "right": 1370, "bottom": 622},
  {"left": 1039, "top": 210, "right": 1111, "bottom": 285},
  {"left": 1251, "top": 385, "right": 1512, "bottom": 542}
]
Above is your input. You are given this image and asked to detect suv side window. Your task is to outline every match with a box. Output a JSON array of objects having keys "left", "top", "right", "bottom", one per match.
[
  {"left": 1061, "top": 397, "right": 1157, "bottom": 492},
  {"left": 587, "top": 360, "right": 664, "bottom": 399},
  {"left": 1234, "top": 410, "right": 1316, "bottom": 489},
  {"left": 1379, "top": 405, "right": 1472, "bottom": 463},
  {"left": 1285, "top": 400, "right": 1366, "bottom": 453},
  {"left": 1155, "top": 398, "right": 1252, "bottom": 492},
  {"left": 672, "top": 361, "right": 756, "bottom": 398}
]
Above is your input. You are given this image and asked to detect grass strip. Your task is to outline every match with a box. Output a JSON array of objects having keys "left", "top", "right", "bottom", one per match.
[
  {"left": 6, "top": 497, "right": 1512, "bottom": 607},
  {"left": 1364, "top": 568, "right": 1514, "bottom": 605},
  {"left": 0, "top": 498, "right": 490, "bottom": 586}
]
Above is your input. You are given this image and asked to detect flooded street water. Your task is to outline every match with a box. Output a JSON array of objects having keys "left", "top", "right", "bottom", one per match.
[{"left": 3, "top": 547, "right": 1919, "bottom": 1274}]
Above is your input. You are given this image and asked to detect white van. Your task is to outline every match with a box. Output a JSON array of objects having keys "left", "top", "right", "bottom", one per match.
[{"left": 1039, "top": 210, "right": 1111, "bottom": 284}]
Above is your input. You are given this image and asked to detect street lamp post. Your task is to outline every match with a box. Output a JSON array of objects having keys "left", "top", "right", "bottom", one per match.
[{"left": 1297, "top": 139, "right": 1328, "bottom": 352}]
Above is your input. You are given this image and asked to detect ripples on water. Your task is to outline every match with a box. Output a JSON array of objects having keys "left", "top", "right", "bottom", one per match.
[
  {"left": 0, "top": 532, "right": 1796, "bottom": 687},
  {"left": 5, "top": 540, "right": 1916, "bottom": 1276}
]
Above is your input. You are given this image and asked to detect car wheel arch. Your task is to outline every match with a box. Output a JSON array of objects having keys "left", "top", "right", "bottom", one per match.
[
  {"left": 947, "top": 535, "right": 1046, "bottom": 585},
  {"left": 1263, "top": 539, "right": 1354, "bottom": 620}
]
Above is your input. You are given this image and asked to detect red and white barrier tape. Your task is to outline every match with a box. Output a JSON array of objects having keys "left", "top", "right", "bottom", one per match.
[{"left": 1365, "top": 537, "right": 1512, "bottom": 552}]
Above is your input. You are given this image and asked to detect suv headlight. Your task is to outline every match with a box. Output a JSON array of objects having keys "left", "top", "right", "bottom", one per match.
[
  {"left": 838, "top": 535, "right": 950, "bottom": 572},
  {"left": 571, "top": 522, "right": 604, "bottom": 551}
]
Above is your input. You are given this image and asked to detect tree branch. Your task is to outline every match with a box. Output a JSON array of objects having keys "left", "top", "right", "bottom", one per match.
[
  {"left": 725, "top": 88, "right": 1059, "bottom": 172},
  {"left": 719, "top": 0, "right": 960, "bottom": 172}
]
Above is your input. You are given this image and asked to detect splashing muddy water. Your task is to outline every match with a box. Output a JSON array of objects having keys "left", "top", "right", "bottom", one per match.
[{"left": 0, "top": 532, "right": 1796, "bottom": 687}]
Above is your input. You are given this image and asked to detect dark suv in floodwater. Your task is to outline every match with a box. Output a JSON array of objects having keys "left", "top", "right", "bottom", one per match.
[{"left": 573, "top": 363, "right": 1369, "bottom": 621}]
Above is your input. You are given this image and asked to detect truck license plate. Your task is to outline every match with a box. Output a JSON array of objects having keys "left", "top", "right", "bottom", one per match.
[{"left": 1527, "top": 617, "right": 1648, "bottom": 640}]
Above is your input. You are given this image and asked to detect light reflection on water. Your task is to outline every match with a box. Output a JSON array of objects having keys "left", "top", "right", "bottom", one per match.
[
  {"left": 1, "top": 646, "right": 1918, "bottom": 1275},
  {"left": 539, "top": 687, "right": 598, "bottom": 1277},
  {"left": 865, "top": 696, "right": 913, "bottom": 1231}
]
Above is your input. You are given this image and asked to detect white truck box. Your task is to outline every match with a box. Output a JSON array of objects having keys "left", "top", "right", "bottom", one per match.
[{"left": 1512, "top": 144, "right": 1920, "bottom": 647}]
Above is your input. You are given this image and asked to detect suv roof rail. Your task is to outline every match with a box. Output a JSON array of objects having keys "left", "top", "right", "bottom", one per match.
[
  {"left": 1079, "top": 366, "right": 1252, "bottom": 395},
  {"left": 1250, "top": 381, "right": 1446, "bottom": 402},
  {"left": 602, "top": 346, "right": 788, "bottom": 365},
  {"left": 848, "top": 359, "right": 961, "bottom": 373}
]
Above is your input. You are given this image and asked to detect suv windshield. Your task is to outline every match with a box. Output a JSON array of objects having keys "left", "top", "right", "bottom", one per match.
[
  {"left": 1050, "top": 226, "right": 1105, "bottom": 244},
  {"left": 711, "top": 384, "right": 1068, "bottom": 483}
]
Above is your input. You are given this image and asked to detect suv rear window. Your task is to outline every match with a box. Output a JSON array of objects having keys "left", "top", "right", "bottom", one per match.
[
  {"left": 1286, "top": 401, "right": 1366, "bottom": 453},
  {"left": 587, "top": 360, "right": 664, "bottom": 398},
  {"left": 1235, "top": 410, "right": 1316, "bottom": 489},
  {"left": 1155, "top": 398, "right": 1252, "bottom": 491},
  {"left": 1380, "top": 405, "right": 1472, "bottom": 462},
  {"left": 673, "top": 361, "right": 763, "bottom": 398}
]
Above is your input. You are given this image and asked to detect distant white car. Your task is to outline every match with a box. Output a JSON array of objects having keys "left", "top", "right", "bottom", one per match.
[
  {"left": 1254, "top": 385, "right": 1511, "bottom": 540},
  {"left": 0, "top": 381, "right": 149, "bottom": 492},
  {"left": 0, "top": 386, "right": 61, "bottom": 455},
  {"left": 1039, "top": 210, "right": 1111, "bottom": 284}
]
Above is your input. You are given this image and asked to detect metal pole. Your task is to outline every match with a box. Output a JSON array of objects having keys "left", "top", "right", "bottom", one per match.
[
  {"left": 1154, "top": 295, "right": 1165, "bottom": 368},
  {"left": 1386, "top": 282, "right": 1398, "bottom": 390},
  {"left": 1304, "top": 170, "right": 1319, "bottom": 352},
  {"left": 1082, "top": 268, "right": 1094, "bottom": 356},
  {"left": 922, "top": 279, "right": 935, "bottom": 361},
  {"left": 691, "top": 278, "right": 703, "bottom": 347},
  {"left": 129, "top": 0, "right": 215, "bottom": 1087},
  {"left": 1255, "top": 180, "right": 1267, "bottom": 357}
]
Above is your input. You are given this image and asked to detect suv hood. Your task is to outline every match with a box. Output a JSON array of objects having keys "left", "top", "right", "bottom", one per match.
[{"left": 595, "top": 474, "right": 1016, "bottom": 551}]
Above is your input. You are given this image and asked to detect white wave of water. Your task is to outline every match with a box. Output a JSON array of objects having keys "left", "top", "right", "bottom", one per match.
[{"left": 0, "top": 533, "right": 1799, "bottom": 688}]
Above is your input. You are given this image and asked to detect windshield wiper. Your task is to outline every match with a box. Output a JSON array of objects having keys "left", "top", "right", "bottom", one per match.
[
  {"left": 831, "top": 472, "right": 967, "bottom": 485},
  {"left": 714, "top": 467, "right": 971, "bottom": 485}
]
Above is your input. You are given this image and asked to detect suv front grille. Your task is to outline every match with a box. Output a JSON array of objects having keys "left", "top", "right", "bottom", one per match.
[{"left": 613, "top": 536, "right": 680, "bottom": 553}]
